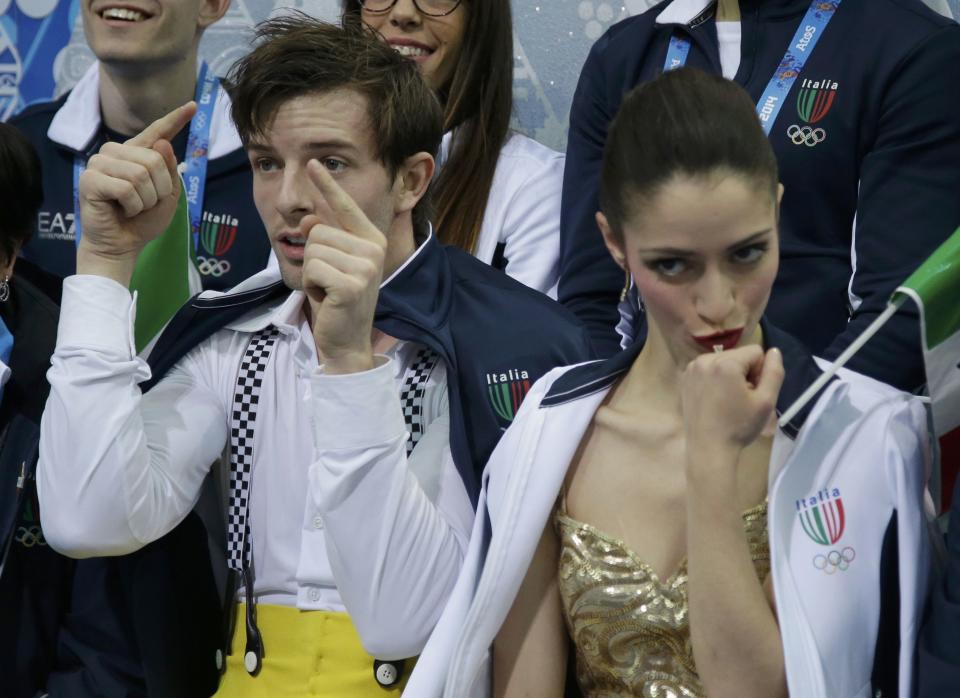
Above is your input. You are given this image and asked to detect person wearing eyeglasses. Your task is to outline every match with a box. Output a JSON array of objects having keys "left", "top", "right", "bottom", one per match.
[{"left": 342, "top": 0, "right": 564, "bottom": 296}]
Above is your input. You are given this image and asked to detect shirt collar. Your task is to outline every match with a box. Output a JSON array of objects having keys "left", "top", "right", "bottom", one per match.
[
  {"left": 656, "top": 0, "right": 714, "bottom": 25},
  {"left": 47, "top": 61, "right": 242, "bottom": 159}
]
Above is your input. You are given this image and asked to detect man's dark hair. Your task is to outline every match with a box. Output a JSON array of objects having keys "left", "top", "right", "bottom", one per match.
[
  {"left": 600, "top": 67, "right": 779, "bottom": 239},
  {"left": 226, "top": 14, "right": 444, "bottom": 237},
  {"left": 0, "top": 123, "right": 43, "bottom": 266}
]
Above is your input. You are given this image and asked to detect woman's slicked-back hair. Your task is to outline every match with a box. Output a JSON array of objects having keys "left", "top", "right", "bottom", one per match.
[
  {"left": 0, "top": 122, "right": 43, "bottom": 266},
  {"left": 600, "top": 67, "right": 779, "bottom": 239},
  {"left": 342, "top": 0, "right": 514, "bottom": 255},
  {"left": 225, "top": 13, "right": 444, "bottom": 235}
]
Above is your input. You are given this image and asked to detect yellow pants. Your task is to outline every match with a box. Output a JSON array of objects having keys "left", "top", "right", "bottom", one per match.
[{"left": 215, "top": 604, "right": 413, "bottom": 697}]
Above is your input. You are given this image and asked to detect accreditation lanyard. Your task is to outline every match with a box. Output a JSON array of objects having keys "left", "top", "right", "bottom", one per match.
[
  {"left": 663, "top": 0, "right": 842, "bottom": 135},
  {"left": 72, "top": 62, "right": 219, "bottom": 251}
]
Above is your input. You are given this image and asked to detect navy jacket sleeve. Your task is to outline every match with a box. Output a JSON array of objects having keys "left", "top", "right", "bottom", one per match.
[
  {"left": 918, "top": 475, "right": 960, "bottom": 697},
  {"left": 557, "top": 37, "right": 625, "bottom": 358},
  {"left": 815, "top": 24, "right": 960, "bottom": 390}
]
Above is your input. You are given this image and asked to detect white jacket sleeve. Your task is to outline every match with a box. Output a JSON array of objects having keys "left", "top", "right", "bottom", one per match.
[
  {"left": 890, "top": 396, "right": 933, "bottom": 698},
  {"left": 38, "top": 276, "right": 228, "bottom": 558},
  {"left": 497, "top": 146, "right": 564, "bottom": 297},
  {"left": 307, "top": 358, "right": 474, "bottom": 659}
]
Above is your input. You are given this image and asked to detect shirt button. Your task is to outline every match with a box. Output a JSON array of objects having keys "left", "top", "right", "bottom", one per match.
[
  {"left": 312, "top": 515, "right": 324, "bottom": 530},
  {"left": 215, "top": 649, "right": 223, "bottom": 671},
  {"left": 308, "top": 587, "right": 321, "bottom": 603},
  {"left": 375, "top": 662, "right": 399, "bottom": 686}
]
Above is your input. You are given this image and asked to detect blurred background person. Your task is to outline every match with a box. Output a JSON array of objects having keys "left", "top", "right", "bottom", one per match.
[
  {"left": 343, "top": 0, "right": 564, "bottom": 295},
  {"left": 11, "top": 0, "right": 271, "bottom": 345},
  {"left": 0, "top": 122, "right": 67, "bottom": 698}
]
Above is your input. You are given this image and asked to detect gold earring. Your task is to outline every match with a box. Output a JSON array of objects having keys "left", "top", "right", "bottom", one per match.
[{"left": 619, "top": 269, "right": 631, "bottom": 303}]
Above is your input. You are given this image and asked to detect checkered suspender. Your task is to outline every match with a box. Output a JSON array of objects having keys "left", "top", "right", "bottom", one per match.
[
  {"left": 226, "top": 326, "right": 280, "bottom": 572},
  {"left": 399, "top": 347, "right": 440, "bottom": 457}
]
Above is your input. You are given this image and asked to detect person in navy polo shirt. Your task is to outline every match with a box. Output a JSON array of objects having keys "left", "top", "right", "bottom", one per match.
[
  {"left": 11, "top": 0, "right": 271, "bottom": 298},
  {"left": 558, "top": 0, "right": 960, "bottom": 394}
]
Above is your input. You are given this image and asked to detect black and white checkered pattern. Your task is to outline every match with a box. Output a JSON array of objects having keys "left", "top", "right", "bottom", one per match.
[
  {"left": 399, "top": 347, "right": 440, "bottom": 457},
  {"left": 226, "top": 326, "right": 280, "bottom": 572}
]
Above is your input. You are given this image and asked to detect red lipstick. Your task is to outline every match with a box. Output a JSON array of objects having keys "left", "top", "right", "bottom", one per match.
[{"left": 692, "top": 328, "right": 743, "bottom": 352}]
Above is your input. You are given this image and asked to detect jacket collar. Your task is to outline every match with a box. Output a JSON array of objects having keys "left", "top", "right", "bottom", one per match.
[
  {"left": 656, "top": 0, "right": 714, "bottom": 25},
  {"left": 541, "top": 318, "right": 833, "bottom": 439},
  {"left": 47, "top": 61, "right": 242, "bottom": 159},
  {"left": 655, "top": 0, "right": 814, "bottom": 26},
  {"left": 374, "top": 232, "right": 452, "bottom": 336}
]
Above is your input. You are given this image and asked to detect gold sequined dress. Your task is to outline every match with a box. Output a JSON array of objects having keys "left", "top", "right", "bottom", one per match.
[{"left": 555, "top": 501, "right": 770, "bottom": 697}]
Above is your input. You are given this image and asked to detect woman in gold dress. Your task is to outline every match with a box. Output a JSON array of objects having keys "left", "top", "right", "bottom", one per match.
[
  {"left": 406, "top": 65, "right": 931, "bottom": 698},
  {"left": 493, "top": 66, "right": 785, "bottom": 698}
]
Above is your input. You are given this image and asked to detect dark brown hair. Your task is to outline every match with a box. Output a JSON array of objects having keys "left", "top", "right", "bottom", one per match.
[
  {"left": 600, "top": 67, "right": 779, "bottom": 239},
  {"left": 342, "top": 0, "right": 514, "bottom": 254},
  {"left": 0, "top": 123, "right": 43, "bottom": 265},
  {"left": 225, "top": 14, "right": 444, "bottom": 236}
]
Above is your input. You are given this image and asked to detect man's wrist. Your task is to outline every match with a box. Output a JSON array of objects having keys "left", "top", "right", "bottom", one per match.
[
  {"left": 76, "top": 242, "right": 140, "bottom": 288},
  {"left": 321, "top": 349, "right": 376, "bottom": 375}
]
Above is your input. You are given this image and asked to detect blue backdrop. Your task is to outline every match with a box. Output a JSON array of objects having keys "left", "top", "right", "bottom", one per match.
[{"left": 3, "top": 0, "right": 958, "bottom": 149}]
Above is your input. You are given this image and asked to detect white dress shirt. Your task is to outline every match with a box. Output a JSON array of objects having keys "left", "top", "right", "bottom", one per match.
[
  {"left": 716, "top": 21, "right": 743, "bottom": 79},
  {"left": 38, "top": 272, "right": 474, "bottom": 658}
]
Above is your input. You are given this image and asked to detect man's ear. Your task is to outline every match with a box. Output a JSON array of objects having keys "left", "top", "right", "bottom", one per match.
[
  {"left": 596, "top": 211, "right": 628, "bottom": 271},
  {"left": 393, "top": 152, "right": 435, "bottom": 215},
  {"left": 198, "top": 0, "right": 231, "bottom": 31}
]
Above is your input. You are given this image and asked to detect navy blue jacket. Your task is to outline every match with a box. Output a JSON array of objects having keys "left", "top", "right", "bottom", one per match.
[
  {"left": 558, "top": 0, "right": 960, "bottom": 392},
  {"left": 10, "top": 95, "right": 271, "bottom": 294},
  {"left": 54, "top": 237, "right": 594, "bottom": 695},
  {"left": 0, "top": 270, "right": 67, "bottom": 698}
]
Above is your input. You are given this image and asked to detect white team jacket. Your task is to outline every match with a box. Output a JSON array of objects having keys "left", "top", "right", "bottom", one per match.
[
  {"left": 438, "top": 131, "right": 563, "bottom": 297},
  {"left": 404, "top": 323, "right": 932, "bottom": 698}
]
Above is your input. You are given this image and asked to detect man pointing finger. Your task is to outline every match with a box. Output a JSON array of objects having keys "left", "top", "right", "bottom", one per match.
[{"left": 38, "top": 15, "right": 594, "bottom": 696}]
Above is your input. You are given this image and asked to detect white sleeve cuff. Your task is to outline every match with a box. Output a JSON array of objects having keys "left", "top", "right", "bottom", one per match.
[
  {"left": 59, "top": 275, "right": 137, "bottom": 357},
  {"left": 311, "top": 355, "right": 406, "bottom": 450}
]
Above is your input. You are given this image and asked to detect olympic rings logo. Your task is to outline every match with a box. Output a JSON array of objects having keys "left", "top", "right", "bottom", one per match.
[
  {"left": 787, "top": 124, "right": 827, "bottom": 147},
  {"left": 812, "top": 547, "right": 855, "bottom": 574},
  {"left": 197, "top": 255, "right": 232, "bottom": 277},
  {"left": 14, "top": 525, "right": 46, "bottom": 548}
]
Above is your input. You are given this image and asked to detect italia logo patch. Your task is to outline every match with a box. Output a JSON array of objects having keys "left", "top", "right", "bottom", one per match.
[
  {"left": 797, "top": 486, "right": 856, "bottom": 574},
  {"left": 487, "top": 369, "right": 531, "bottom": 425},
  {"left": 787, "top": 77, "right": 838, "bottom": 147},
  {"left": 200, "top": 210, "right": 238, "bottom": 257},
  {"left": 796, "top": 486, "right": 845, "bottom": 545},
  {"left": 796, "top": 77, "right": 837, "bottom": 124},
  {"left": 197, "top": 211, "right": 238, "bottom": 277}
]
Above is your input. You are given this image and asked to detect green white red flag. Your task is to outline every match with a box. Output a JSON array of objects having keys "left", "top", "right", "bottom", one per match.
[{"left": 893, "top": 226, "right": 960, "bottom": 439}]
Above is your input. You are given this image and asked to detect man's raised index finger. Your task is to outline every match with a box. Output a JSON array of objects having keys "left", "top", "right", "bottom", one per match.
[
  {"left": 126, "top": 102, "right": 197, "bottom": 148},
  {"left": 306, "top": 159, "right": 376, "bottom": 237}
]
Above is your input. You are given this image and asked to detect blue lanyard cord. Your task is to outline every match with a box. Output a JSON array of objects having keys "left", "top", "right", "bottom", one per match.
[
  {"left": 663, "top": 0, "right": 841, "bottom": 135},
  {"left": 72, "top": 63, "right": 220, "bottom": 252}
]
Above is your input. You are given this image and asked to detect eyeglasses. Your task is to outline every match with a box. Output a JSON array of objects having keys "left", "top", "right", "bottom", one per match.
[{"left": 359, "top": 0, "right": 463, "bottom": 18}]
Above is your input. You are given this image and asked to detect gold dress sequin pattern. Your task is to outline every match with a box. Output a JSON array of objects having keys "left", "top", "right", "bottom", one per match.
[{"left": 555, "top": 502, "right": 770, "bottom": 697}]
